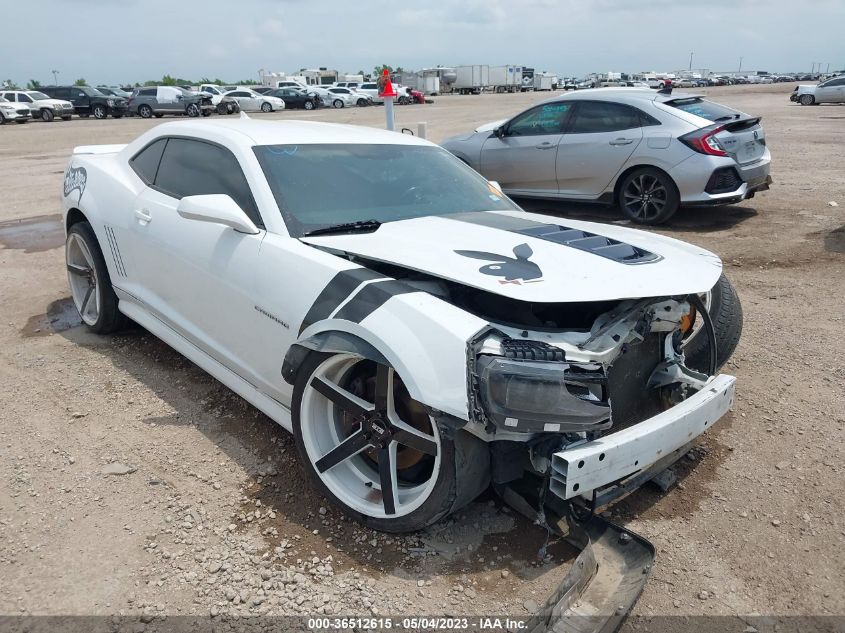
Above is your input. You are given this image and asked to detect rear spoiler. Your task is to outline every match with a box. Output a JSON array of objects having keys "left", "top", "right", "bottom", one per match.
[
  {"left": 72, "top": 144, "right": 126, "bottom": 155},
  {"left": 721, "top": 116, "right": 761, "bottom": 132}
]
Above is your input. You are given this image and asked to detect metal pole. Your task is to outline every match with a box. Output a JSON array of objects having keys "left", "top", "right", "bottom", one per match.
[
  {"left": 384, "top": 97, "right": 395, "bottom": 131},
  {"left": 689, "top": 52, "right": 693, "bottom": 71},
  {"left": 738, "top": 57, "right": 743, "bottom": 73}
]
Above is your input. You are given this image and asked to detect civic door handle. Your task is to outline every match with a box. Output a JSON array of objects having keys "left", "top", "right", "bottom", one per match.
[
  {"left": 134, "top": 208, "right": 152, "bottom": 223},
  {"left": 535, "top": 142, "right": 556, "bottom": 149},
  {"left": 610, "top": 138, "right": 634, "bottom": 145}
]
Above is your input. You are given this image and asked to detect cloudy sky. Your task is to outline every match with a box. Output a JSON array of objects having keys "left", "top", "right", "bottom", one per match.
[{"left": 5, "top": 0, "right": 843, "bottom": 85}]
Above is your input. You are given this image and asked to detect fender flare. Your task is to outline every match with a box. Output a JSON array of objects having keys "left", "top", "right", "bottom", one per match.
[{"left": 282, "top": 329, "right": 388, "bottom": 385}]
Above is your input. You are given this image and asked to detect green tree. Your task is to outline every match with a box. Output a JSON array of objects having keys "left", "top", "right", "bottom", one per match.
[
  {"left": 161, "top": 74, "right": 178, "bottom": 86},
  {"left": 2, "top": 79, "right": 19, "bottom": 89},
  {"left": 26, "top": 79, "right": 41, "bottom": 89},
  {"left": 74, "top": 78, "right": 87, "bottom": 86},
  {"left": 235, "top": 78, "right": 258, "bottom": 85}
]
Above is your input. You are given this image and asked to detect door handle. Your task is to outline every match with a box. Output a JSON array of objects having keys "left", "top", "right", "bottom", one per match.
[
  {"left": 610, "top": 138, "right": 634, "bottom": 145},
  {"left": 535, "top": 142, "right": 556, "bottom": 149},
  {"left": 134, "top": 208, "right": 152, "bottom": 223}
]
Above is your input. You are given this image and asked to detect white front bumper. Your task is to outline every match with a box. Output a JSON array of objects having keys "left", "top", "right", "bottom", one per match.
[{"left": 550, "top": 374, "right": 736, "bottom": 500}]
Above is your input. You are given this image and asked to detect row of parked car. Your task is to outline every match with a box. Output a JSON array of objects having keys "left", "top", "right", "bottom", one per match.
[{"left": 0, "top": 80, "right": 431, "bottom": 124}]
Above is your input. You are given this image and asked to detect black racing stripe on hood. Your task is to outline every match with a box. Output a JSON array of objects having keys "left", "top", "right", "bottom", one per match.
[
  {"left": 332, "top": 280, "right": 417, "bottom": 324},
  {"left": 299, "top": 268, "right": 387, "bottom": 334},
  {"left": 447, "top": 212, "right": 662, "bottom": 264}
]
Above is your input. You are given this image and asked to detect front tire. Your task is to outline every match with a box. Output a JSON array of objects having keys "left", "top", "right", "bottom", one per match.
[
  {"left": 332, "top": 99, "right": 344, "bottom": 109},
  {"left": 683, "top": 273, "right": 743, "bottom": 372},
  {"left": 799, "top": 94, "right": 815, "bottom": 106},
  {"left": 261, "top": 102, "right": 272, "bottom": 113},
  {"left": 93, "top": 104, "right": 107, "bottom": 119},
  {"left": 618, "top": 167, "right": 680, "bottom": 225},
  {"left": 186, "top": 103, "right": 200, "bottom": 117},
  {"left": 41, "top": 109, "right": 55, "bottom": 122},
  {"left": 66, "top": 222, "right": 126, "bottom": 334},
  {"left": 292, "top": 353, "right": 488, "bottom": 533},
  {"left": 304, "top": 100, "right": 315, "bottom": 110}
]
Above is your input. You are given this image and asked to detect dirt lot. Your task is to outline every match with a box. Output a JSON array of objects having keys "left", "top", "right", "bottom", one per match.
[{"left": 0, "top": 84, "right": 843, "bottom": 628}]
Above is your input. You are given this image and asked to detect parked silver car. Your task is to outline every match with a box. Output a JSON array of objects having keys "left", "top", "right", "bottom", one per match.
[
  {"left": 441, "top": 88, "right": 772, "bottom": 224},
  {"left": 795, "top": 76, "right": 845, "bottom": 105}
]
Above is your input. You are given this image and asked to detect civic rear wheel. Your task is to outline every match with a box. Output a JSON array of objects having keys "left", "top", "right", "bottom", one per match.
[
  {"left": 66, "top": 222, "right": 126, "bottom": 334},
  {"left": 292, "top": 353, "right": 488, "bottom": 532},
  {"left": 619, "top": 167, "right": 680, "bottom": 225}
]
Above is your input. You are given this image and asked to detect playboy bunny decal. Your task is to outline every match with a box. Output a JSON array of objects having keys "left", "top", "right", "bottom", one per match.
[{"left": 454, "top": 243, "right": 544, "bottom": 285}]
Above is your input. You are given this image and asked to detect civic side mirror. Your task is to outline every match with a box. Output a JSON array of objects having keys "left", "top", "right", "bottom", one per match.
[{"left": 177, "top": 194, "right": 259, "bottom": 234}]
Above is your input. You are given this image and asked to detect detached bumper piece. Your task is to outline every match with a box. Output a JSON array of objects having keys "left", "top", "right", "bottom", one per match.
[{"left": 525, "top": 516, "right": 655, "bottom": 633}]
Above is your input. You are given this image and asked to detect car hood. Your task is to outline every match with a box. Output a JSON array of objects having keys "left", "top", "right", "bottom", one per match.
[
  {"left": 301, "top": 210, "right": 722, "bottom": 303},
  {"left": 474, "top": 118, "right": 507, "bottom": 133},
  {"left": 796, "top": 85, "right": 816, "bottom": 93},
  {"left": 37, "top": 98, "right": 72, "bottom": 106}
]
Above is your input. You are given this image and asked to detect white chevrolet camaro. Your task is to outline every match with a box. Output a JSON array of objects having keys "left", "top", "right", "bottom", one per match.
[{"left": 61, "top": 118, "right": 742, "bottom": 533}]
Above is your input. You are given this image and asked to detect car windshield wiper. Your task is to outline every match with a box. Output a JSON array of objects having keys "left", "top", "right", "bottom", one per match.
[{"left": 302, "top": 220, "right": 382, "bottom": 237}]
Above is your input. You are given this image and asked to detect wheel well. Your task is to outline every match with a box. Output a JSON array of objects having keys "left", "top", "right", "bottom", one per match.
[
  {"left": 66, "top": 208, "right": 87, "bottom": 232},
  {"left": 282, "top": 332, "right": 388, "bottom": 386},
  {"left": 612, "top": 164, "right": 678, "bottom": 205}
]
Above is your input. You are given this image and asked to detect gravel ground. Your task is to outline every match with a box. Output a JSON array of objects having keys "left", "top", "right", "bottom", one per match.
[{"left": 0, "top": 83, "right": 843, "bottom": 629}]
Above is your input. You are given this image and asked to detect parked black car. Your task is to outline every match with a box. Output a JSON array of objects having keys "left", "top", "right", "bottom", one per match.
[
  {"left": 41, "top": 85, "right": 128, "bottom": 119},
  {"left": 266, "top": 87, "right": 320, "bottom": 110}
]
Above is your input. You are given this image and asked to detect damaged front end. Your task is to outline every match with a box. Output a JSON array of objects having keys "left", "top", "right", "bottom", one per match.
[{"left": 466, "top": 296, "right": 735, "bottom": 631}]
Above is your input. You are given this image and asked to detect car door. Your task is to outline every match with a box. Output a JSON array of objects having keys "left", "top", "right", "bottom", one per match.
[
  {"left": 69, "top": 88, "right": 91, "bottom": 115},
  {"left": 127, "top": 137, "right": 269, "bottom": 385},
  {"left": 815, "top": 78, "right": 845, "bottom": 103},
  {"left": 479, "top": 102, "right": 572, "bottom": 194},
  {"left": 555, "top": 101, "right": 644, "bottom": 197}
]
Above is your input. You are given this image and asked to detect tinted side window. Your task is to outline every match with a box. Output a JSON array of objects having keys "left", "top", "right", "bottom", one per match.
[
  {"left": 130, "top": 138, "right": 167, "bottom": 185},
  {"left": 139, "top": 88, "right": 156, "bottom": 96},
  {"left": 55, "top": 88, "right": 70, "bottom": 99},
  {"left": 154, "top": 139, "right": 262, "bottom": 227},
  {"left": 507, "top": 102, "right": 571, "bottom": 136},
  {"left": 568, "top": 101, "right": 642, "bottom": 134}
]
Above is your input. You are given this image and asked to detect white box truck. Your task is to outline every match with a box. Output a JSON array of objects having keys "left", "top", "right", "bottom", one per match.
[
  {"left": 453, "top": 65, "right": 490, "bottom": 95},
  {"left": 490, "top": 65, "right": 523, "bottom": 93},
  {"left": 534, "top": 73, "right": 555, "bottom": 91}
]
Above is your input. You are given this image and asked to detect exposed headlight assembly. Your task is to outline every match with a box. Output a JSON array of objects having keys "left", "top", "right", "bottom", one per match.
[
  {"left": 476, "top": 355, "right": 611, "bottom": 433},
  {"left": 107, "top": 99, "right": 115, "bottom": 106}
]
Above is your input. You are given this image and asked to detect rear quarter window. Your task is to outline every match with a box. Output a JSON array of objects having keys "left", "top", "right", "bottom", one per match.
[{"left": 130, "top": 138, "right": 167, "bottom": 185}]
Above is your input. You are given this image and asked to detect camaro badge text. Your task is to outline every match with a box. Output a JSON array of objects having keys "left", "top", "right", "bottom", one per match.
[{"left": 254, "top": 305, "right": 289, "bottom": 329}]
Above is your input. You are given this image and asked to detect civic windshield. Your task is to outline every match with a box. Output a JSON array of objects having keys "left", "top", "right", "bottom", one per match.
[{"left": 254, "top": 144, "right": 519, "bottom": 237}]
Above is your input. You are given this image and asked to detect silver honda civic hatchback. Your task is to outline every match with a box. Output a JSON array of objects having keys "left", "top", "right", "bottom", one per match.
[{"left": 441, "top": 88, "right": 772, "bottom": 224}]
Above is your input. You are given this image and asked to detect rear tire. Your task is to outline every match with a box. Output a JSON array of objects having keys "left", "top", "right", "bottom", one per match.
[
  {"left": 65, "top": 222, "right": 127, "bottom": 335},
  {"left": 292, "top": 352, "right": 489, "bottom": 533},
  {"left": 138, "top": 104, "right": 153, "bottom": 119},
  {"left": 618, "top": 167, "right": 680, "bottom": 225},
  {"left": 684, "top": 273, "right": 743, "bottom": 372},
  {"left": 41, "top": 109, "right": 54, "bottom": 122}
]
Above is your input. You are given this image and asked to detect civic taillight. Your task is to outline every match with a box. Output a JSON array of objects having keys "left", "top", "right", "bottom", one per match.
[{"left": 680, "top": 124, "right": 728, "bottom": 157}]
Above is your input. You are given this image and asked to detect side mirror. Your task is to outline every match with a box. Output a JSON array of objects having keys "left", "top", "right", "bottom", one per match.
[
  {"left": 494, "top": 126, "right": 505, "bottom": 139},
  {"left": 488, "top": 180, "right": 503, "bottom": 194},
  {"left": 177, "top": 194, "right": 260, "bottom": 234}
]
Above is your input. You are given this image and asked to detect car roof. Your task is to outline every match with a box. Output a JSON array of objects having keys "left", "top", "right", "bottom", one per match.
[
  {"left": 137, "top": 119, "right": 434, "bottom": 147},
  {"left": 540, "top": 87, "right": 703, "bottom": 105}
]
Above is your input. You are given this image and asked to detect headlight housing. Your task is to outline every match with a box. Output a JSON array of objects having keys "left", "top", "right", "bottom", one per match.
[
  {"left": 107, "top": 99, "right": 115, "bottom": 106},
  {"left": 476, "top": 355, "right": 611, "bottom": 433}
]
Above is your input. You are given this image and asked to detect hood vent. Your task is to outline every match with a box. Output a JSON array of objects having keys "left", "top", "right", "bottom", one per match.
[{"left": 516, "top": 224, "right": 662, "bottom": 265}]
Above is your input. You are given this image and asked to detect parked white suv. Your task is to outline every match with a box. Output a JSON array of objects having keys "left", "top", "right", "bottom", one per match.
[
  {"left": 0, "top": 90, "right": 74, "bottom": 121},
  {"left": 0, "top": 95, "right": 32, "bottom": 124}
]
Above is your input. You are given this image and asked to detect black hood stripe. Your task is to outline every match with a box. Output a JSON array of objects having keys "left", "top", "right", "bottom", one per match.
[
  {"left": 332, "top": 280, "right": 417, "bottom": 324},
  {"left": 447, "top": 211, "right": 661, "bottom": 264},
  {"left": 299, "top": 269, "right": 387, "bottom": 334}
]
